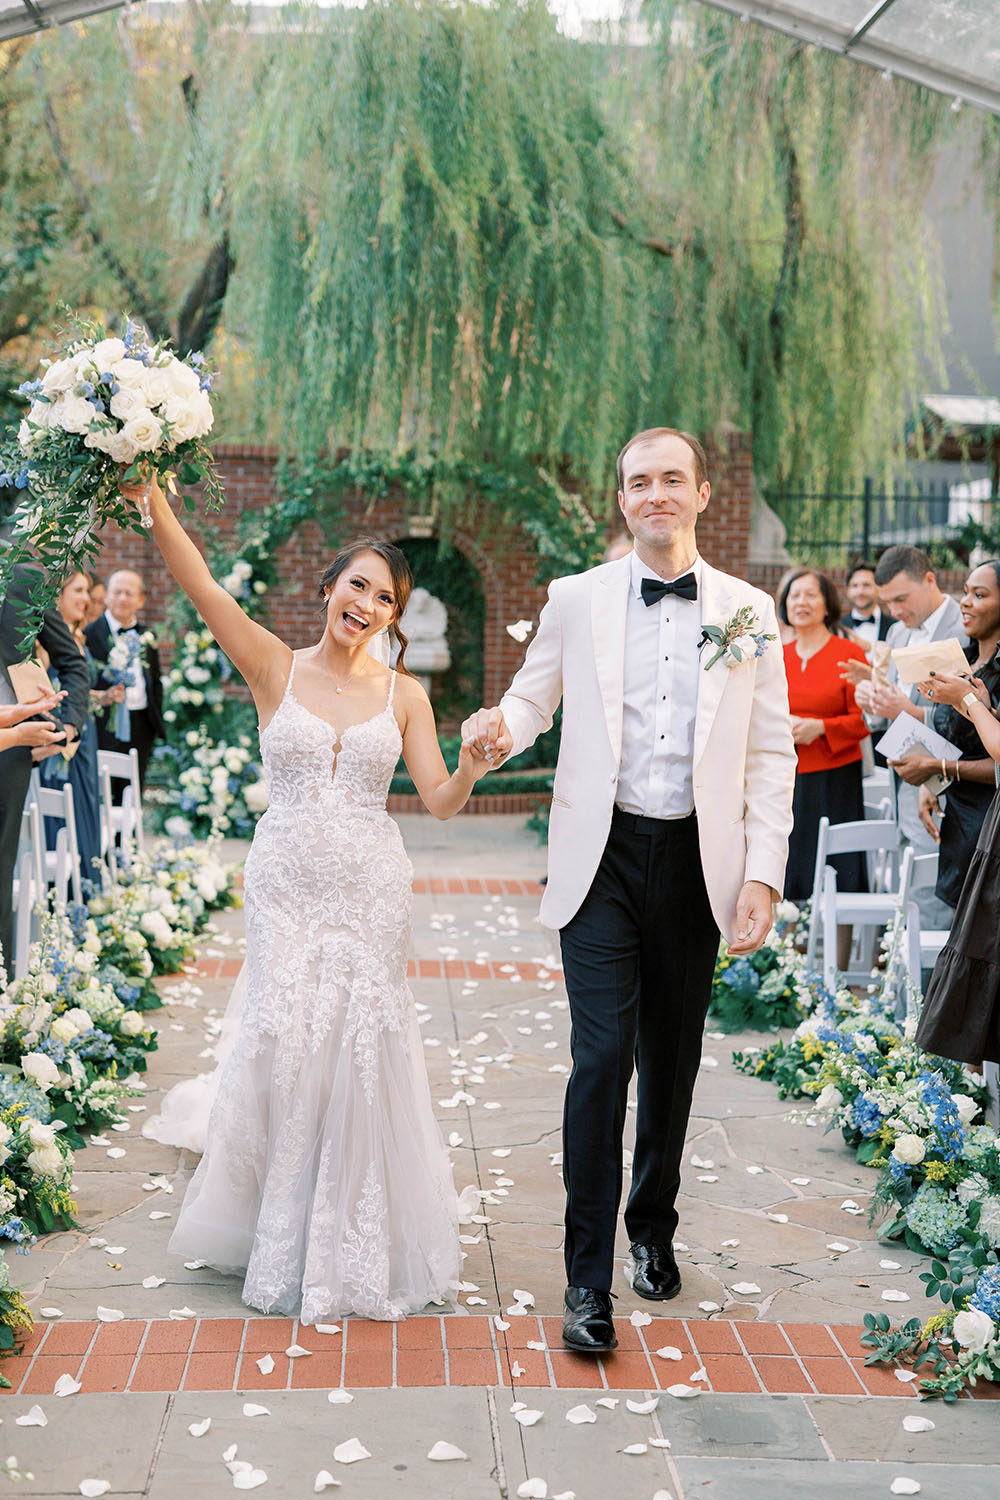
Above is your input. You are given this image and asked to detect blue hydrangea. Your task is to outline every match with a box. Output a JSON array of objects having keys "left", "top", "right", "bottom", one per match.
[
  {"left": 904, "top": 1183, "right": 967, "bottom": 1254},
  {"left": 969, "top": 1265, "right": 1000, "bottom": 1321},
  {"left": 850, "top": 1092, "right": 884, "bottom": 1138}
]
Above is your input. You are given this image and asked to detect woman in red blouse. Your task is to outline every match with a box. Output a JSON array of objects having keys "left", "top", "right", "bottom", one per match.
[{"left": 779, "top": 568, "right": 870, "bottom": 903}]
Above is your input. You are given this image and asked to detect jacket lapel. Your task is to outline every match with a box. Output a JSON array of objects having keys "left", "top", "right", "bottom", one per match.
[
  {"left": 694, "top": 563, "right": 741, "bottom": 765},
  {"left": 591, "top": 558, "right": 630, "bottom": 763}
]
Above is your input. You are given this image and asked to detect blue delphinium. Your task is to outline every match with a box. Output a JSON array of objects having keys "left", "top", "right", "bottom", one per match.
[
  {"left": 969, "top": 1265, "right": 1000, "bottom": 1321},
  {"left": 919, "top": 1070, "right": 965, "bottom": 1161},
  {"left": 850, "top": 1092, "right": 884, "bottom": 1138},
  {"left": 904, "top": 1183, "right": 967, "bottom": 1255}
]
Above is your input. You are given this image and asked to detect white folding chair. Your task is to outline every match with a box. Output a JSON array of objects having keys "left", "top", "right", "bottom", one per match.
[
  {"left": 805, "top": 817, "right": 901, "bottom": 971},
  {"left": 11, "top": 802, "right": 46, "bottom": 980},
  {"left": 820, "top": 844, "right": 914, "bottom": 992},
  {"left": 908, "top": 853, "right": 951, "bottom": 977},
  {"left": 29, "top": 772, "right": 83, "bottom": 905},
  {"left": 98, "top": 747, "right": 144, "bottom": 873}
]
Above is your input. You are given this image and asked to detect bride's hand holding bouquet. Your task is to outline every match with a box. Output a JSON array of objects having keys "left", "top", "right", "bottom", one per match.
[{"left": 0, "top": 313, "right": 223, "bottom": 652}]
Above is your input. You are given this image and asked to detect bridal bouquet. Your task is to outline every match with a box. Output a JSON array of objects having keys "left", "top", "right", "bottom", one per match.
[
  {"left": 0, "top": 313, "right": 224, "bottom": 650},
  {"left": 104, "top": 630, "right": 144, "bottom": 739}
]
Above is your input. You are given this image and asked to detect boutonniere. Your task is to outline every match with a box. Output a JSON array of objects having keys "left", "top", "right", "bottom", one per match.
[{"left": 700, "top": 605, "right": 776, "bottom": 671}]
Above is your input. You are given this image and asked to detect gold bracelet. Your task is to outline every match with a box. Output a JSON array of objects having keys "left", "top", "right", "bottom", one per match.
[
  {"left": 941, "top": 758, "right": 948, "bottom": 781},
  {"left": 956, "top": 762, "right": 961, "bottom": 782}
]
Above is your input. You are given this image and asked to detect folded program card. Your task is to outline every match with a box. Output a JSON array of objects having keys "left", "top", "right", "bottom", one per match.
[{"left": 890, "top": 636, "right": 970, "bottom": 686}]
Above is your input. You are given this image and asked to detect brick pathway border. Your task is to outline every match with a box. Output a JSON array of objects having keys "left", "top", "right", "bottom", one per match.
[{"left": 4, "top": 1317, "right": 996, "bottom": 1400}]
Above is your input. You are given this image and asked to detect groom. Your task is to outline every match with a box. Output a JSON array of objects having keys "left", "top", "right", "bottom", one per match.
[{"left": 462, "top": 428, "right": 796, "bottom": 1352}]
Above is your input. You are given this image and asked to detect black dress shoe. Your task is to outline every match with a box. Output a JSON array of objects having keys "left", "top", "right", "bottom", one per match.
[
  {"left": 562, "top": 1285, "right": 618, "bottom": 1352},
  {"left": 629, "top": 1242, "right": 681, "bottom": 1301}
]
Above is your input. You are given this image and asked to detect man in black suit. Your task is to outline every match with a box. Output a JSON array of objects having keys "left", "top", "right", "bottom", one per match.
[
  {"left": 843, "top": 561, "right": 893, "bottom": 651},
  {"left": 0, "top": 558, "right": 90, "bottom": 972},
  {"left": 85, "top": 568, "right": 164, "bottom": 787}
]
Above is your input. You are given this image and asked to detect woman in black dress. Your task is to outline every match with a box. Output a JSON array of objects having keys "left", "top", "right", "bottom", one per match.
[
  {"left": 890, "top": 561, "right": 1000, "bottom": 909},
  {"left": 914, "top": 626, "right": 1000, "bottom": 1066}
]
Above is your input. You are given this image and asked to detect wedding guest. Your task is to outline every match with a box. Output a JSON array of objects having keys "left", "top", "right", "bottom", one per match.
[
  {"left": 842, "top": 561, "right": 892, "bottom": 653},
  {"left": 84, "top": 572, "right": 106, "bottom": 627},
  {"left": 462, "top": 427, "right": 796, "bottom": 1353},
  {"left": 910, "top": 667, "right": 1000, "bottom": 1065},
  {"left": 39, "top": 570, "right": 124, "bottom": 884},
  {"left": 85, "top": 568, "right": 164, "bottom": 788},
  {"left": 0, "top": 699, "right": 67, "bottom": 754},
  {"left": 850, "top": 545, "right": 966, "bottom": 930},
  {"left": 0, "top": 551, "right": 88, "bottom": 972},
  {"left": 889, "top": 562, "right": 1000, "bottom": 911},
  {"left": 779, "top": 568, "right": 870, "bottom": 907}
]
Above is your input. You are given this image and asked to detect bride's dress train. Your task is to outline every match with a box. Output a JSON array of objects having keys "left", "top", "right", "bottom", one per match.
[{"left": 144, "top": 660, "right": 460, "bottom": 1322}]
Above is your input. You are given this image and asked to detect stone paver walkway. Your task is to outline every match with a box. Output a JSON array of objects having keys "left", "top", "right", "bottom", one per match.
[{"left": 2, "top": 815, "right": 996, "bottom": 1498}]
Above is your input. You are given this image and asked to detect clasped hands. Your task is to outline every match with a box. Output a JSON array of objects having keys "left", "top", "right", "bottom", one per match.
[{"left": 0, "top": 692, "right": 69, "bottom": 758}]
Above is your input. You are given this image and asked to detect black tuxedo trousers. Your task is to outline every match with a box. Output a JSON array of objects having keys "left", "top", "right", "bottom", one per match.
[{"left": 558, "top": 808, "right": 719, "bottom": 1291}]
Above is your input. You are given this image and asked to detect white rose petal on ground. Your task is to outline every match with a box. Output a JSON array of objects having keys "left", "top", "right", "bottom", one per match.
[
  {"left": 105, "top": 1148, "right": 126, "bottom": 1160},
  {"left": 40, "top": 1307, "right": 64, "bottom": 1318},
  {"left": 746, "top": 1166, "right": 764, "bottom": 1175},
  {"left": 827, "top": 1243, "right": 851, "bottom": 1254},
  {"left": 595, "top": 1397, "right": 618, "bottom": 1409},
  {"left": 285, "top": 1345, "right": 311, "bottom": 1358},
  {"left": 526, "top": 1340, "right": 546, "bottom": 1351},
  {"left": 15, "top": 1406, "right": 47, "bottom": 1427},
  {"left": 54, "top": 1373, "right": 82, "bottom": 1397},
  {"left": 700, "top": 1055, "right": 719, "bottom": 1068},
  {"left": 105, "top": 1246, "right": 127, "bottom": 1256},
  {"left": 890, "top": 1481, "right": 921, "bottom": 1496},
  {"left": 232, "top": 1470, "right": 268, "bottom": 1490},
  {"left": 690, "top": 1368, "right": 709, "bottom": 1383},
  {"left": 188, "top": 1418, "right": 212, "bottom": 1437},
  {"left": 650, "top": 1439, "right": 672, "bottom": 1449},
  {"left": 142, "top": 1276, "right": 166, "bottom": 1289},
  {"left": 467, "top": 1297, "right": 488, "bottom": 1306},
  {"left": 242, "top": 1403, "right": 270, "bottom": 1417},
  {"left": 184, "top": 1260, "right": 208, "bottom": 1270},
  {"left": 314, "top": 1325, "right": 340, "bottom": 1336},
  {"left": 514, "top": 1408, "right": 544, "bottom": 1426},
  {"left": 327, "top": 1390, "right": 354, "bottom": 1404},
  {"left": 894, "top": 1369, "right": 918, "bottom": 1383},
  {"left": 720, "top": 1239, "right": 740, "bottom": 1249},
  {"left": 629, "top": 1309, "right": 652, "bottom": 1327},
  {"left": 696, "top": 1175, "right": 718, "bottom": 1183},
  {"left": 902, "top": 1416, "right": 935, "bottom": 1433},
  {"left": 255, "top": 1355, "right": 275, "bottom": 1375},
  {"left": 150, "top": 1211, "right": 171, "bottom": 1221},
  {"left": 169, "top": 1307, "right": 197, "bottom": 1319},
  {"left": 666, "top": 1384, "right": 702, "bottom": 1398},
  {"left": 96, "top": 1307, "right": 125, "bottom": 1322},
  {"left": 510, "top": 1361, "right": 526, "bottom": 1377},
  {"left": 882, "top": 1291, "right": 910, "bottom": 1303},
  {"left": 731, "top": 1282, "right": 762, "bottom": 1296},
  {"left": 494, "top": 1317, "right": 510, "bottom": 1331},
  {"left": 333, "top": 1439, "right": 371, "bottom": 1464},
  {"left": 623, "top": 1443, "right": 648, "bottom": 1455},
  {"left": 79, "top": 1483, "right": 111, "bottom": 1498},
  {"left": 517, "top": 1481, "right": 548, "bottom": 1499},
  {"left": 792, "top": 1177, "right": 810, "bottom": 1185},
  {"left": 223, "top": 1445, "right": 239, "bottom": 1463},
  {"left": 653, "top": 1491, "right": 674, "bottom": 1500},
  {"left": 427, "top": 1441, "right": 468, "bottom": 1461},
  {"left": 655, "top": 1346, "right": 684, "bottom": 1361},
  {"left": 492, "top": 1148, "right": 512, "bottom": 1158},
  {"left": 841, "top": 1199, "right": 860, "bottom": 1211},
  {"left": 565, "top": 1404, "right": 597, "bottom": 1424},
  {"left": 314, "top": 1472, "right": 341, "bottom": 1491},
  {"left": 690, "top": 1155, "right": 713, "bottom": 1168},
  {"left": 880, "top": 1260, "right": 902, "bottom": 1271},
  {"left": 698, "top": 1301, "right": 720, "bottom": 1313},
  {"left": 448, "top": 1133, "right": 463, "bottom": 1147},
  {"left": 766, "top": 1213, "right": 789, "bottom": 1223},
  {"left": 626, "top": 1397, "right": 659, "bottom": 1414}
]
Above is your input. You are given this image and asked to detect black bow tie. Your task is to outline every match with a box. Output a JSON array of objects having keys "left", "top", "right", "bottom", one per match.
[
  {"left": 850, "top": 614, "right": 876, "bottom": 626},
  {"left": 640, "top": 572, "right": 698, "bottom": 607}
]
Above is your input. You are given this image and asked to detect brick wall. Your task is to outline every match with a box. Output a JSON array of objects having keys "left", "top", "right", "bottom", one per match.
[{"left": 91, "top": 432, "right": 758, "bottom": 723}]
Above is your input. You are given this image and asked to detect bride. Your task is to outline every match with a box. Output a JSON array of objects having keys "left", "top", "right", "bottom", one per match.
[{"left": 133, "top": 473, "right": 493, "bottom": 1322}]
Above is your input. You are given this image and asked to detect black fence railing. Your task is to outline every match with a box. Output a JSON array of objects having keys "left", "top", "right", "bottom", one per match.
[{"left": 767, "top": 479, "right": 1000, "bottom": 569}]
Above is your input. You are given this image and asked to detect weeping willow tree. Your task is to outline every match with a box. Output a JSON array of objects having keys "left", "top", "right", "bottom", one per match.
[{"left": 0, "top": 0, "right": 995, "bottom": 503}]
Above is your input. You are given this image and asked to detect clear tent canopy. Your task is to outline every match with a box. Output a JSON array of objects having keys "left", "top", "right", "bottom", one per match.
[{"left": 2, "top": 0, "right": 999, "bottom": 118}]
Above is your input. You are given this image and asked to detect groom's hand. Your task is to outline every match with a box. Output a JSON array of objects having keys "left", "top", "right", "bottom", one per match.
[
  {"left": 461, "top": 706, "right": 513, "bottom": 767},
  {"left": 728, "top": 880, "right": 774, "bottom": 955}
]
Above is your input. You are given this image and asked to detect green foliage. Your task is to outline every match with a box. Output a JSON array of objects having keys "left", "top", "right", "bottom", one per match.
[{"left": 709, "top": 941, "right": 804, "bottom": 1032}]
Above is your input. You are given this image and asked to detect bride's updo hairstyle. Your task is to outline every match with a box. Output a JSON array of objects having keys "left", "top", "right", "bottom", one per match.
[{"left": 318, "top": 537, "right": 415, "bottom": 674}]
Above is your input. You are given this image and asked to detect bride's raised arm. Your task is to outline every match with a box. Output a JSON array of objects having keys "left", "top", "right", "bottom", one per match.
[{"left": 121, "top": 473, "right": 288, "bottom": 708}]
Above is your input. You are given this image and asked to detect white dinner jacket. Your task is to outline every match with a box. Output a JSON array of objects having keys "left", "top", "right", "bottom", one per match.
[{"left": 500, "top": 555, "right": 797, "bottom": 939}]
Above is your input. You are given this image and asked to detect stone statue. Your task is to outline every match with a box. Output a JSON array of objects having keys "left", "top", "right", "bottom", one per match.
[{"left": 400, "top": 587, "right": 450, "bottom": 688}]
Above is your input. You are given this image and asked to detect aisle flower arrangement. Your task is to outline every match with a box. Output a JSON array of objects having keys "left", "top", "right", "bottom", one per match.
[
  {"left": 709, "top": 900, "right": 808, "bottom": 1031},
  {"left": 0, "top": 837, "right": 238, "bottom": 1250},
  {"left": 0, "top": 1248, "right": 33, "bottom": 1387}
]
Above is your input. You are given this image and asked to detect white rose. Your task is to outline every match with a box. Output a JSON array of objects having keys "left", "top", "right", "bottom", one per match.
[
  {"left": 111, "top": 357, "right": 151, "bottom": 388},
  {"left": 109, "top": 385, "right": 152, "bottom": 423},
  {"left": 55, "top": 394, "right": 99, "bottom": 434},
  {"left": 26, "top": 1143, "right": 65, "bottom": 1178},
  {"left": 952, "top": 1093, "right": 979, "bottom": 1126},
  {"left": 27, "top": 400, "right": 55, "bottom": 431},
  {"left": 26, "top": 1120, "right": 58, "bottom": 1149},
  {"left": 21, "top": 1051, "right": 60, "bottom": 1090},
  {"left": 41, "top": 357, "right": 78, "bottom": 394},
  {"left": 73, "top": 949, "right": 97, "bottom": 973},
  {"left": 90, "top": 337, "right": 127, "bottom": 368},
  {"left": 119, "top": 1010, "right": 143, "bottom": 1037},
  {"left": 63, "top": 1008, "right": 94, "bottom": 1034},
  {"left": 163, "top": 389, "right": 213, "bottom": 444},
  {"left": 726, "top": 634, "right": 758, "bottom": 665},
  {"left": 49, "top": 1015, "right": 78, "bottom": 1045},
  {"left": 891, "top": 1133, "right": 926, "bottom": 1166},
  {"left": 106, "top": 429, "right": 139, "bottom": 466},
  {"left": 121, "top": 411, "right": 164, "bottom": 453},
  {"left": 952, "top": 1308, "right": 994, "bottom": 1353},
  {"left": 243, "top": 779, "right": 269, "bottom": 814}
]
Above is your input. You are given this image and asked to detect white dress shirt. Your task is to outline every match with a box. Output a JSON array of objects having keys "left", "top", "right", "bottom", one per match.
[
  {"left": 846, "top": 606, "right": 882, "bottom": 651},
  {"left": 895, "top": 597, "right": 950, "bottom": 701},
  {"left": 616, "top": 551, "right": 703, "bottom": 820},
  {"left": 104, "top": 608, "right": 148, "bottom": 713}
]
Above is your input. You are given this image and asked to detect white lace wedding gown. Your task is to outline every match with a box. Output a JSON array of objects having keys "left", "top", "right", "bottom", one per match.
[{"left": 146, "top": 657, "right": 460, "bottom": 1322}]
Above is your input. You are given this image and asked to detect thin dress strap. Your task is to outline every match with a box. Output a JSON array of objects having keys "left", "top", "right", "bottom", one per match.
[
  {"left": 284, "top": 652, "right": 297, "bottom": 695},
  {"left": 386, "top": 668, "right": 397, "bottom": 710}
]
